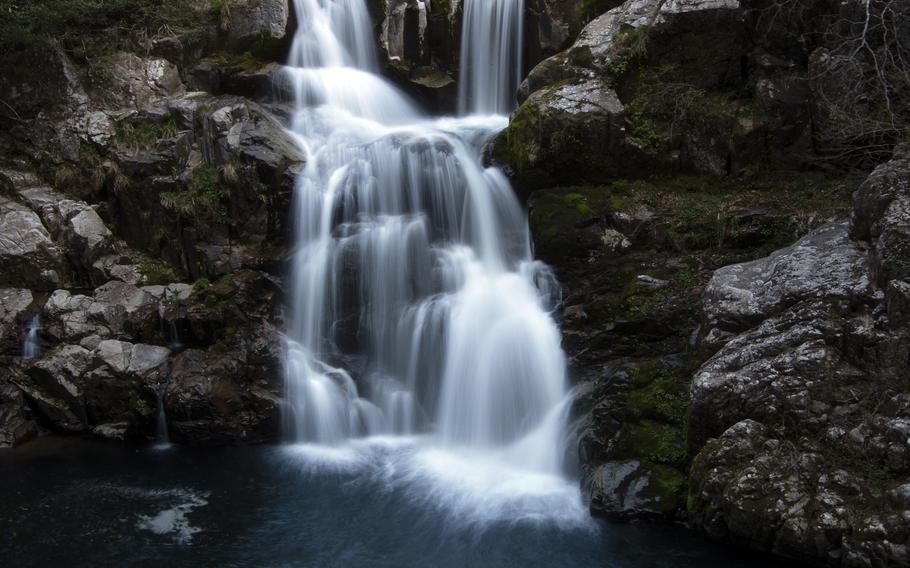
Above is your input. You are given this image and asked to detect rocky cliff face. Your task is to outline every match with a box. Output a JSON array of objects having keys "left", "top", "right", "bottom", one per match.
[{"left": 0, "top": 0, "right": 299, "bottom": 447}]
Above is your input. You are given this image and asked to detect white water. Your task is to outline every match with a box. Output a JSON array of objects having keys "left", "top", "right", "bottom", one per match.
[
  {"left": 458, "top": 0, "right": 525, "bottom": 115},
  {"left": 22, "top": 314, "right": 41, "bottom": 359},
  {"left": 282, "top": 0, "right": 575, "bottom": 514}
]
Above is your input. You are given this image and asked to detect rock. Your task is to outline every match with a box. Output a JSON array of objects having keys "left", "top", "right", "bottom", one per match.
[
  {"left": 18, "top": 184, "right": 113, "bottom": 281},
  {"left": 91, "top": 52, "right": 184, "bottom": 110},
  {"left": 376, "top": 0, "right": 459, "bottom": 112},
  {"left": 19, "top": 344, "right": 95, "bottom": 431},
  {"left": 0, "top": 288, "right": 33, "bottom": 351},
  {"left": 44, "top": 290, "right": 110, "bottom": 344},
  {"left": 166, "top": 322, "right": 282, "bottom": 445},
  {"left": 92, "top": 281, "right": 160, "bottom": 339},
  {"left": 851, "top": 145, "right": 910, "bottom": 287},
  {"left": 637, "top": 275, "right": 668, "bottom": 289},
  {"left": 44, "top": 281, "right": 160, "bottom": 344},
  {"left": 494, "top": 79, "right": 638, "bottom": 191},
  {"left": 96, "top": 339, "right": 134, "bottom": 374},
  {"left": 699, "top": 221, "right": 870, "bottom": 353},
  {"left": 107, "top": 95, "right": 303, "bottom": 280},
  {"left": 525, "top": 0, "right": 621, "bottom": 62},
  {"left": 95, "top": 340, "right": 169, "bottom": 378},
  {"left": 225, "top": 0, "right": 290, "bottom": 51},
  {"left": 92, "top": 422, "right": 130, "bottom": 441},
  {"left": 585, "top": 458, "right": 686, "bottom": 518},
  {"left": 687, "top": 153, "right": 910, "bottom": 565},
  {"left": 0, "top": 375, "right": 39, "bottom": 447},
  {"left": 0, "top": 196, "right": 66, "bottom": 290},
  {"left": 498, "top": 0, "right": 764, "bottom": 189},
  {"left": 128, "top": 344, "right": 171, "bottom": 376},
  {"left": 887, "top": 280, "right": 910, "bottom": 328}
]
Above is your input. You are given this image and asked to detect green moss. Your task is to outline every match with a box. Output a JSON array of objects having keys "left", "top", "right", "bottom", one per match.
[
  {"left": 638, "top": 464, "right": 687, "bottom": 514},
  {"left": 628, "top": 366, "right": 689, "bottom": 426},
  {"left": 193, "top": 277, "right": 212, "bottom": 292},
  {"left": 160, "top": 164, "right": 230, "bottom": 235},
  {"left": 624, "top": 420, "right": 687, "bottom": 466},
  {"left": 137, "top": 256, "right": 181, "bottom": 285},
  {"left": 562, "top": 192, "right": 594, "bottom": 215},
  {"left": 495, "top": 99, "right": 543, "bottom": 174}
]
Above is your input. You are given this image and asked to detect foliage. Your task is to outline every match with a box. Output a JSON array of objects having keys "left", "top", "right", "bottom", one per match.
[
  {"left": 749, "top": 0, "right": 910, "bottom": 168},
  {"left": 161, "top": 164, "right": 230, "bottom": 234},
  {"left": 117, "top": 118, "right": 180, "bottom": 152},
  {"left": 0, "top": 0, "right": 214, "bottom": 54},
  {"left": 137, "top": 256, "right": 181, "bottom": 285}
]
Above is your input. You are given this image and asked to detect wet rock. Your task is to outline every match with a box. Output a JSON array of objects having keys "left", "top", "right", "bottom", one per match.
[
  {"left": 376, "top": 0, "right": 459, "bottom": 112},
  {"left": 585, "top": 458, "right": 685, "bottom": 518},
  {"left": 166, "top": 321, "right": 282, "bottom": 445}
]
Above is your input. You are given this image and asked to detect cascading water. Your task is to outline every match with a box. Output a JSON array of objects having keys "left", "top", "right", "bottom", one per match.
[
  {"left": 282, "top": 0, "right": 580, "bottom": 518},
  {"left": 458, "top": 0, "right": 525, "bottom": 115},
  {"left": 22, "top": 314, "right": 41, "bottom": 359},
  {"left": 153, "top": 382, "right": 171, "bottom": 450}
]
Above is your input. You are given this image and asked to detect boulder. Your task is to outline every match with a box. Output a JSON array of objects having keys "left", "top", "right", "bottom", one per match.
[
  {"left": 0, "top": 288, "right": 33, "bottom": 352},
  {"left": 851, "top": 144, "right": 910, "bottom": 287},
  {"left": 224, "top": 0, "right": 290, "bottom": 51},
  {"left": 493, "top": 79, "right": 642, "bottom": 191},
  {"left": 0, "top": 374, "right": 39, "bottom": 447},
  {"left": 166, "top": 321, "right": 282, "bottom": 445},
  {"left": 0, "top": 197, "right": 67, "bottom": 290},
  {"left": 686, "top": 151, "right": 910, "bottom": 565},
  {"left": 497, "top": 0, "right": 760, "bottom": 189},
  {"left": 19, "top": 344, "right": 95, "bottom": 431},
  {"left": 698, "top": 221, "right": 870, "bottom": 353},
  {"left": 18, "top": 184, "right": 113, "bottom": 282}
]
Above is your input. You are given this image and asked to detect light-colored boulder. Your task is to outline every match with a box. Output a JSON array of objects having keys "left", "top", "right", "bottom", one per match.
[{"left": 0, "top": 197, "right": 66, "bottom": 289}]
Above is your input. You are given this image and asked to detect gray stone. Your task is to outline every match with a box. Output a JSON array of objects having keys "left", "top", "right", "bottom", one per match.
[
  {"left": 0, "top": 197, "right": 66, "bottom": 290},
  {"left": 700, "top": 221, "right": 870, "bottom": 353}
]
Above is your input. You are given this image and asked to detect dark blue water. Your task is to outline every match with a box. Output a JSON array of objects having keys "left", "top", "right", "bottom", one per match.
[{"left": 0, "top": 437, "right": 773, "bottom": 567}]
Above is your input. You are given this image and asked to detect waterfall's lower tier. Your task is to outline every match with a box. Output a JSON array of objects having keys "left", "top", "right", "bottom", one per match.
[{"left": 283, "top": 104, "right": 568, "bottom": 473}]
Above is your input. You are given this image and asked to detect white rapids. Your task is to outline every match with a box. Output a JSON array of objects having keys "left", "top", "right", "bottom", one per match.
[
  {"left": 280, "top": 0, "right": 584, "bottom": 525},
  {"left": 22, "top": 314, "right": 41, "bottom": 359}
]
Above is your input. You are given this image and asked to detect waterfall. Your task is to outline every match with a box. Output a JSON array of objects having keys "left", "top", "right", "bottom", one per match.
[
  {"left": 458, "top": 0, "right": 525, "bottom": 115},
  {"left": 282, "top": 0, "right": 566, "bottom": 474},
  {"left": 22, "top": 314, "right": 41, "bottom": 359},
  {"left": 153, "top": 383, "right": 171, "bottom": 450}
]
